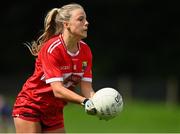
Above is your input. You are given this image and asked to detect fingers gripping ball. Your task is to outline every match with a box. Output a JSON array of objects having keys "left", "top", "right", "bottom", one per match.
[
  {"left": 82, "top": 99, "right": 97, "bottom": 115},
  {"left": 91, "top": 87, "right": 123, "bottom": 120}
]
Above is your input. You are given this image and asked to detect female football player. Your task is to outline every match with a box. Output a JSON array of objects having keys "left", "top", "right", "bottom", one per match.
[{"left": 12, "top": 3, "right": 96, "bottom": 133}]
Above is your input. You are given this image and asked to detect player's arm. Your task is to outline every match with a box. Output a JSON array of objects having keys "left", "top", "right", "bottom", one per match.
[
  {"left": 80, "top": 81, "right": 95, "bottom": 98},
  {"left": 50, "top": 81, "right": 86, "bottom": 104},
  {"left": 80, "top": 81, "right": 97, "bottom": 115},
  {"left": 51, "top": 81, "right": 96, "bottom": 115}
]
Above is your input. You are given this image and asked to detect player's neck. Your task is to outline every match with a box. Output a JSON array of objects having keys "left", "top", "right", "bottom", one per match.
[{"left": 61, "top": 33, "right": 79, "bottom": 53}]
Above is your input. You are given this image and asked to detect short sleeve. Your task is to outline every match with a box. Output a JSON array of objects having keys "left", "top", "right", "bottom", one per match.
[
  {"left": 82, "top": 47, "right": 93, "bottom": 82},
  {"left": 40, "top": 47, "right": 63, "bottom": 84}
]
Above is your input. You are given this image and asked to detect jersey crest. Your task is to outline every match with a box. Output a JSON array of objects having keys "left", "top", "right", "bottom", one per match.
[{"left": 82, "top": 61, "right": 88, "bottom": 72}]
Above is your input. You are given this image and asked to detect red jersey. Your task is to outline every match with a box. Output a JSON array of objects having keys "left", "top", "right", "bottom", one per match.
[
  {"left": 21, "top": 34, "right": 93, "bottom": 94},
  {"left": 12, "top": 35, "right": 93, "bottom": 130}
]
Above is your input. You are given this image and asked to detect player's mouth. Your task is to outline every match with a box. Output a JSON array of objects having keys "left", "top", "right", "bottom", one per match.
[{"left": 84, "top": 27, "right": 88, "bottom": 31}]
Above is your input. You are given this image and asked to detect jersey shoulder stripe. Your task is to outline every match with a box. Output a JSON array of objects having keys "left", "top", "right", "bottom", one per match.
[{"left": 47, "top": 39, "right": 61, "bottom": 53}]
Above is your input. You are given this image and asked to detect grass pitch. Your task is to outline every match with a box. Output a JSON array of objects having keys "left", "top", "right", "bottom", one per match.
[
  {"left": 1, "top": 100, "right": 180, "bottom": 133},
  {"left": 64, "top": 100, "right": 180, "bottom": 133}
]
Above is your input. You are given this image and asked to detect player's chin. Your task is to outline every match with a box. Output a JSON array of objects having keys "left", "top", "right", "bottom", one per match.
[
  {"left": 79, "top": 35, "right": 87, "bottom": 40},
  {"left": 77, "top": 31, "right": 87, "bottom": 39},
  {"left": 81, "top": 32, "right": 88, "bottom": 38}
]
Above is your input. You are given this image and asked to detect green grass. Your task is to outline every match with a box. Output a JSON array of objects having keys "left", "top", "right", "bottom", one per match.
[
  {"left": 2, "top": 100, "right": 180, "bottom": 133},
  {"left": 64, "top": 101, "right": 180, "bottom": 133}
]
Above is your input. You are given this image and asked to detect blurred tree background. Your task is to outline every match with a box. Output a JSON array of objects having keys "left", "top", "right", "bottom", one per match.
[
  {"left": 1, "top": 0, "right": 180, "bottom": 101},
  {"left": 0, "top": 0, "right": 180, "bottom": 132}
]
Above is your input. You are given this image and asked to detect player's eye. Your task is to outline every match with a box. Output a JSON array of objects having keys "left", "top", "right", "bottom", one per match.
[{"left": 78, "top": 16, "right": 85, "bottom": 22}]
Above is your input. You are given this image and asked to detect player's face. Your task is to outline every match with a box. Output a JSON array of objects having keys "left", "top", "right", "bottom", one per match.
[{"left": 67, "top": 9, "right": 89, "bottom": 39}]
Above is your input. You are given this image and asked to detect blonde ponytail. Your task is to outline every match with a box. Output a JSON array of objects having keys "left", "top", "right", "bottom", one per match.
[{"left": 26, "top": 3, "right": 83, "bottom": 56}]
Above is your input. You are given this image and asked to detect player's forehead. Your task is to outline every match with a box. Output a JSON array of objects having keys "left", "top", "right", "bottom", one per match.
[{"left": 70, "top": 8, "right": 86, "bottom": 19}]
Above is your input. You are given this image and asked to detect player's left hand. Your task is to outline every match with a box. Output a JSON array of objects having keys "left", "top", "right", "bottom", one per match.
[{"left": 82, "top": 99, "right": 97, "bottom": 115}]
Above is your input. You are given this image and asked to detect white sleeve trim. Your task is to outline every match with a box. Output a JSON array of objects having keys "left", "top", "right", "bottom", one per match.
[
  {"left": 46, "top": 77, "right": 63, "bottom": 84},
  {"left": 82, "top": 77, "right": 92, "bottom": 82}
]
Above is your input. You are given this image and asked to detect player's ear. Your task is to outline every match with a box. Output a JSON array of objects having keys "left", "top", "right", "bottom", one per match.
[{"left": 64, "top": 21, "right": 70, "bottom": 31}]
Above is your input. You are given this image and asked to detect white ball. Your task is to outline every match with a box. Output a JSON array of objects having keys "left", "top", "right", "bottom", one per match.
[{"left": 92, "top": 87, "right": 123, "bottom": 120}]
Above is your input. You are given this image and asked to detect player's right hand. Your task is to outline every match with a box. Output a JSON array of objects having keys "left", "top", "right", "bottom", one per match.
[{"left": 82, "top": 98, "right": 97, "bottom": 115}]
